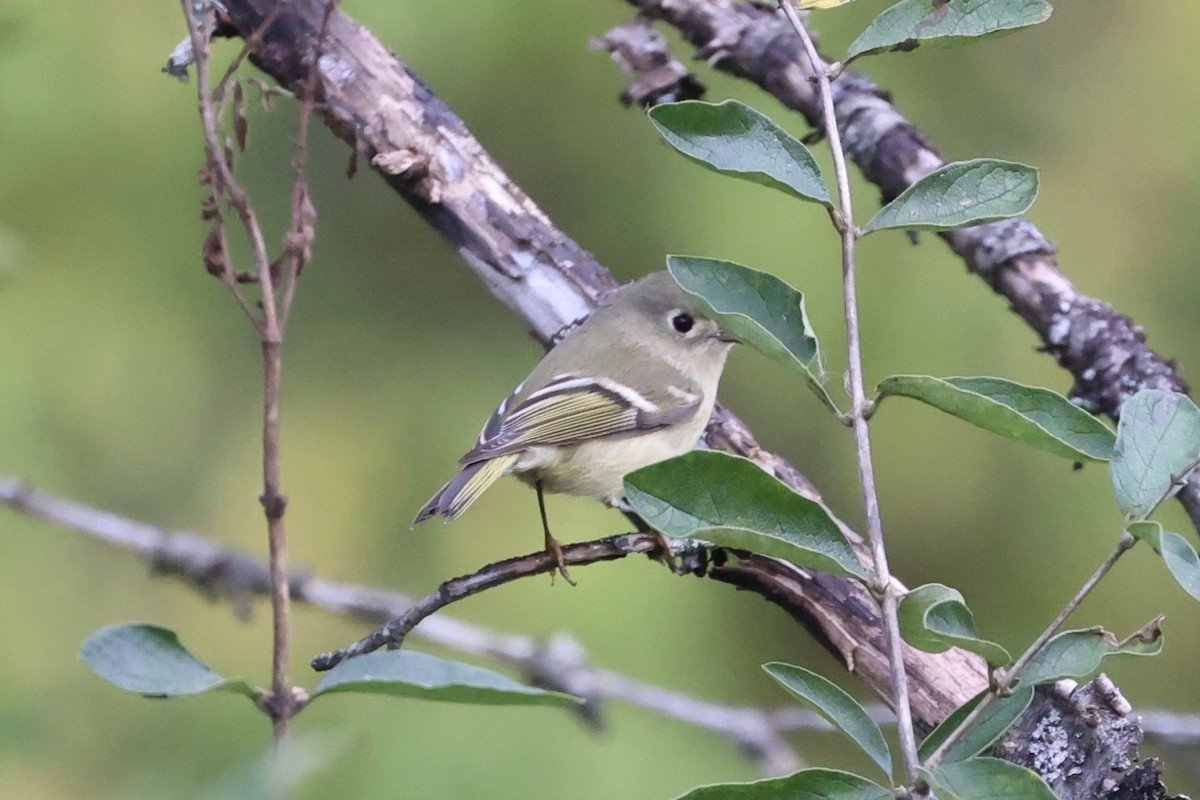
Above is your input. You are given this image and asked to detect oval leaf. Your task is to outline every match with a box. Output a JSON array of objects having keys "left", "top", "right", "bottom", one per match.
[
  {"left": 1128, "top": 521, "right": 1200, "bottom": 602},
  {"left": 924, "top": 757, "right": 1056, "bottom": 800},
  {"left": 676, "top": 768, "right": 891, "bottom": 800},
  {"left": 1020, "top": 621, "right": 1164, "bottom": 687},
  {"left": 847, "top": 0, "right": 1053, "bottom": 62},
  {"left": 80, "top": 622, "right": 256, "bottom": 699},
  {"left": 864, "top": 160, "right": 1037, "bottom": 233},
  {"left": 624, "top": 450, "right": 869, "bottom": 580},
  {"left": 311, "top": 650, "right": 577, "bottom": 707},
  {"left": 764, "top": 663, "right": 891, "bottom": 777},
  {"left": 667, "top": 256, "right": 836, "bottom": 412},
  {"left": 918, "top": 686, "right": 1034, "bottom": 764},
  {"left": 877, "top": 375, "right": 1114, "bottom": 462},
  {"left": 669, "top": 256, "right": 819, "bottom": 371},
  {"left": 649, "top": 100, "right": 831, "bottom": 205},
  {"left": 898, "top": 584, "right": 1010, "bottom": 667},
  {"left": 1110, "top": 389, "right": 1200, "bottom": 518}
]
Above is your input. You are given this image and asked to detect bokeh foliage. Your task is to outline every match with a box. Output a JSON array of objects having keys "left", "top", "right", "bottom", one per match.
[{"left": 2, "top": 0, "right": 1199, "bottom": 797}]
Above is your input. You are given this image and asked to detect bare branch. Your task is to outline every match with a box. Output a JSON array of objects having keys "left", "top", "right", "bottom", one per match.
[
  {"left": 180, "top": 0, "right": 327, "bottom": 742},
  {"left": 0, "top": 478, "right": 810, "bottom": 772},
  {"left": 311, "top": 533, "right": 667, "bottom": 670}
]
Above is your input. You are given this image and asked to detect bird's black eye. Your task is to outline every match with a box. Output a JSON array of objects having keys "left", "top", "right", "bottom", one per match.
[{"left": 671, "top": 312, "right": 694, "bottom": 334}]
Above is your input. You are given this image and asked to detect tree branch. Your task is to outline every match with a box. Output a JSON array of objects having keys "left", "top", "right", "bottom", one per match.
[
  {"left": 774, "top": 2, "right": 921, "bottom": 782},
  {"left": 0, "top": 478, "right": 812, "bottom": 772},
  {"left": 601, "top": 0, "right": 1197, "bottom": 533}
]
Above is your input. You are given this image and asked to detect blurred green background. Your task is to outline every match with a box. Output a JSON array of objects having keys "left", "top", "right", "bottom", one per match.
[{"left": 2, "top": 1, "right": 1199, "bottom": 797}]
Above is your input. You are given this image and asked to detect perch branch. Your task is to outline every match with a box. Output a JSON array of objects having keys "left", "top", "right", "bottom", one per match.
[
  {"left": 311, "top": 533, "right": 662, "bottom": 669},
  {"left": 1, "top": 478, "right": 813, "bottom": 772}
]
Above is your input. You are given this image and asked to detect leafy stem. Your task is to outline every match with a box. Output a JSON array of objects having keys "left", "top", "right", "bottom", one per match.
[
  {"left": 777, "top": 1, "right": 920, "bottom": 782},
  {"left": 924, "top": 532, "right": 1136, "bottom": 767}
]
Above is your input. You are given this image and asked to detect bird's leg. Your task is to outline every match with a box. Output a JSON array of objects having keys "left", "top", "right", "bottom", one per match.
[{"left": 537, "top": 480, "right": 576, "bottom": 586}]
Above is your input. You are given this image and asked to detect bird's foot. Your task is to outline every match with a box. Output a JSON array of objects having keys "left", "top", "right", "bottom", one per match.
[{"left": 545, "top": 535, "right": 577, "bottom": 587}]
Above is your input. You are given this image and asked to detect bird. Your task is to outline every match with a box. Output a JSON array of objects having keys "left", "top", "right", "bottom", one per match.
[{"left": 413, "top": 271, "right": 737, "bottom": 582}]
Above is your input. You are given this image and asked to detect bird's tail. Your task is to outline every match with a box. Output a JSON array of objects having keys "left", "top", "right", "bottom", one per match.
[{"left": 412, "top": 453, "right": 521, "bottom": 525}]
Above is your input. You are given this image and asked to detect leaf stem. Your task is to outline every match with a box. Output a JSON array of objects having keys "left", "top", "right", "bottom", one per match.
[
  {"left": 776, "top": 1, "right": 920, "bottom": 782},
  {"left": 924, "top": 533, "right": 1136, "bottom": 766}
]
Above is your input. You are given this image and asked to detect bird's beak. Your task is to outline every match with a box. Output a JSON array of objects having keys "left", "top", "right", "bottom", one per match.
[{"left": 713, "top": 328, "right": 739, "bottom": 344}]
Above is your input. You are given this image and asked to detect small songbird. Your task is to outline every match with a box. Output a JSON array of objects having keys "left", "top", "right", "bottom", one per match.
[{"left": 413, "top": 271, "right": 737, "bottom": 581}]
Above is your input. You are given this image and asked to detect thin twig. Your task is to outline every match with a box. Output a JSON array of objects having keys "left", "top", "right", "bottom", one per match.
[
  {"left": 279, "top": 0, "right": 334, "bottom": 330},
  {"left": 777, "top": 1, "right": 920, "bottom": 782},
  {"left": 182, "top": 0, "right": 295, "bottom": 744},
  {"left": 928, "top": 447, "right": 1200, "bottom": 765},
  {"left": 311, "top": 533, "right": 665, "bottom": 670},
  {"left": 0, "top": 478, "right": 815, "bottom": 773},
  {"left": 924, "top": 534, "right": 1136, "bottom": 767},
  {"left": 182, "top": 2, "right": 277, "bottom": 336},
  {"left": 1141, "top": 451, "right": 1200, "bottom": 521}
]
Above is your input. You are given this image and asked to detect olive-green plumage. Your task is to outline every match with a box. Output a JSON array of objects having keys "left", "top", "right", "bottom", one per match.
[{"left": 413, "top": 271, "right": 736, "bottom": 527}]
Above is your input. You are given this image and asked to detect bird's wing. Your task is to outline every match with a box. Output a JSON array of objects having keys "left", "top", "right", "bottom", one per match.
[{"left": 464, "top": 373, "right": 700, "bottom": 463}]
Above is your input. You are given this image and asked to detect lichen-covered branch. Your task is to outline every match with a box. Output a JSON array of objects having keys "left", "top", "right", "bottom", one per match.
[{"left": 600, "top": 0, "right": 1196, "bottom": 532}]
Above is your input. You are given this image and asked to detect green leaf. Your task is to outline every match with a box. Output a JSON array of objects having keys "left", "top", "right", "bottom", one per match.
[
  {"left": 311, "top": 650, "right": 577, "bottom": 707},
  {"left": 898, "top": 584, "right": 1010, "bottom": 666},
  {"left": 668, "top": 256, "right": 818, "bottom": 371},
  {"left": 846, "top": 0, "right": 1053, "bottom": 62},
  {"left": 918, "top": 686, "right": 1034, "bottom": 763},
  {"left": 1127, "top": 522, "right": 1200, "bottom": 602},
  {"left": 80, "top": 623, "right": 256, "bottom": 699},
  {"left": 1110, "top": 389, "right": 1200, "bottom": 518},
  {"left": 763, "top": 663, "right": 891, "bottom": 778},
  {"left": 667, "top": 256, "right": 836, "bottom": 412},
  {"left": 675, "top": 768, "right": 891, "bottom": 800},
  {"left": 877, "top": 375, "right": 1114, "bottom": 462},
  {"left": 924, "top": 757, "right": 1056, "bottom": 800},
  {"left": 625, "top": 450, "right": 869, "bottom": 580},
  {"left": 1020, "top": 621, "right": 1164, "bottom": 687},
  {"left": 649, "top": 100, "right": 831, "bottom": 205},
  {"left": 863, "top": 160, "right": 1037, "bottom": 233}
]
